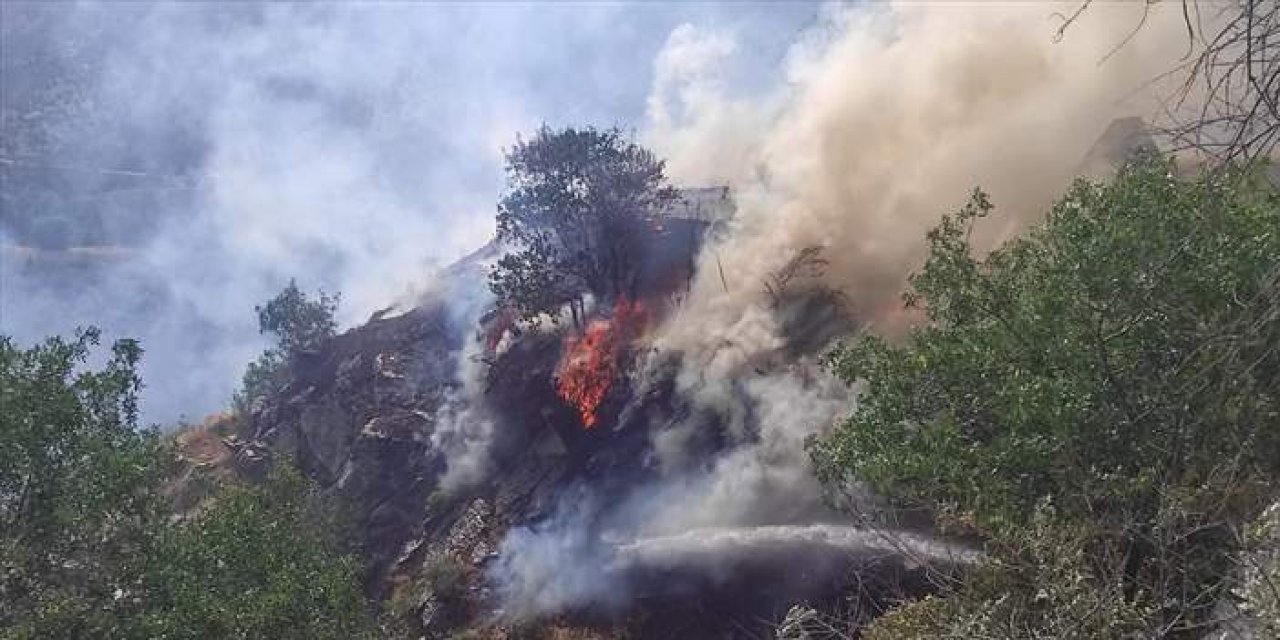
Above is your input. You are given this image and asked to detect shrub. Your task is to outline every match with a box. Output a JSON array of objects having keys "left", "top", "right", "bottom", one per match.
[
  {"left": 813, "top": 156, "right": 1280, "bottom": 635},
  {"left": 233, "top": 280, "right": 339, "bottom": 416}
]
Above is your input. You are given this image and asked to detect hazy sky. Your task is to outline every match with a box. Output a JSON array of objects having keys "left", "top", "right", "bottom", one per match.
[{"left": 0, "top": 1, "right": 822, "bottom": 424}]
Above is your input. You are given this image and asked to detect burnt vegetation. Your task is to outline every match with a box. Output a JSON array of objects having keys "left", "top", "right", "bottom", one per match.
[{"left": 1057, "top": 0, "right": 1280, "bottom": 167}]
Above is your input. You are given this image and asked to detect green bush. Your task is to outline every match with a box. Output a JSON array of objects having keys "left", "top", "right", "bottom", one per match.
[
  {"left": 1, "top": 329, "right": 164, "bottom": 638},
  {"left": 133, "top": 465, "right": 376, "bottom": 640},
  {"left": 1, "top": 329, "right": 377, "bottom": 639},
  {"left": 813, "top": 156, "right": 1280, "bottom": 636},
  {"left": 863, "top": 502, "right": 1152, "bottom": 639},
  {"left": 233, "top": 279, "right": 339, "bottom": 416}
]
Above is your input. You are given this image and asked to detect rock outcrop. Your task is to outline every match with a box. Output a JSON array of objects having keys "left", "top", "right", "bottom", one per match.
[{"left": 245, "top": 305, "right": 461, "bottom": 580}]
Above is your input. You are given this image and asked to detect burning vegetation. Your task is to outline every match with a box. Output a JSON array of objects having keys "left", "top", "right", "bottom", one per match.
[
  {"left": 486, "top": 127, "right": 727, "bottom": 432},
  {"left": 555, "top": 298, "right": 649, "bottom": 429}
]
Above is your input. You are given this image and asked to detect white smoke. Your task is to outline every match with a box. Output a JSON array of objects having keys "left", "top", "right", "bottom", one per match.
[
  {"left": 3, "top": 0, "right": 1207, "bottom": 621},
  {"left": 492, "top": 488, "right": 627, "bottom": 619},
  {"left": 643, "top": 360, "right": 850, "bottom": 533},
  {"left": 650, "top": 1, "right": 1191, "bottom": 352},
  {"left": 491, "top": 0, "right": 1197, "bottom": 618},
  {"left": 493, "top": 355, "right": 854, "bottom": 617},
  {"left": 431, "top": 327, "right": 497, "bottom": 494},
  {"left": 1, "top": 1, "right": 815, "bottom": 424}
]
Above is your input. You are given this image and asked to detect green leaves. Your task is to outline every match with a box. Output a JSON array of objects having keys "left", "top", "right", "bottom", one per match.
[
  {"left": 235, "top": 280, "right": 339, "bottom": 413},
  {"left": 135, "top": 465, "right": 376, "bottom": 640},
  {"left": 490, "top": 125, "right": 678, "bottom": 321},
  {"left": 815, "top": 156, "right": 1280, "bottom": 529},
  {"left": 1, "top": 329, "right": 165, "bottom": 638},
  {"left": 1, "top": 330, "right": 376, "bottom": 639},
  {"left": 814, "top": 154, "right": 1280, "bottom": 635},
  {"left": 255, "top": 279, "right": 340, "bottom": 357}
]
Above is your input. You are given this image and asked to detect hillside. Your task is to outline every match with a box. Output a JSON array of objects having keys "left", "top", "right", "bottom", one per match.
[{"left": 5, "top": 3, "right": 1280, "bottom": 638}]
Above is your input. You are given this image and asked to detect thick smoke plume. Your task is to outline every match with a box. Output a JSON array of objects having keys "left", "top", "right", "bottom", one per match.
[
  {"left": 650, "top": 1, "right": 1190, "bottom": 352},
  {"left": 492, "top": 1, "right": 1196, "bottom": 618},
  {"left": 3, "top": 0, "right": 1204, "bottom": 622},
  {"left": 493, "top": 355, "right": 856, "bottom": 618}
]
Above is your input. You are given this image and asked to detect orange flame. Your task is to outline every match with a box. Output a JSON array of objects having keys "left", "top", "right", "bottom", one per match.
[{"left": 555, "top": 298, "right": 648, "bottom": 429}]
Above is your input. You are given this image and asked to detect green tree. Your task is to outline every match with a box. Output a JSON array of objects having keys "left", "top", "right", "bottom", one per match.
[
  {"left": 131, "top": 465, "right": 376, "bottom": 640},
  {"left": 235, "top": 280, "right": 339, "bottom": 413},
  {"left": 489, "top": 125, "right": 677, "bottom": 323},
  {"left": 1, "top": 329, "right": 377, "bottom": 639},
  {"left": 812, "top": 156, "right": 1280, "bottom": 636},
  {"left": 0, "top": 329, "right": 165, "bottom": 637}
]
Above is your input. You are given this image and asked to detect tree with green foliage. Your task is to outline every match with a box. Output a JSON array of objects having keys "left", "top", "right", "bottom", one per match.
[
  {"left": 131, "top": 465, "right": 376, "bottom": 640},
  {"left": 1, "top": 329, "right": 165, "bottom": 637},
  {"left": 235, "top": 279, "right": 339, "bottom": 414},
  {"left": 1, "top": 328, "right": 377, "bottom": 639},
  {"left": 812, "top": 156, "right": 1280, "bottom": 637},
  {"left": 489, "top": 125, "right": 678, "bottom": 323}
]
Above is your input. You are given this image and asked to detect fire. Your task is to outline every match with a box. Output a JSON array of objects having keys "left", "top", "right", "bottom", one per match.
[{"left": 555, "top": 298, "right": 648, "bottom": 429}]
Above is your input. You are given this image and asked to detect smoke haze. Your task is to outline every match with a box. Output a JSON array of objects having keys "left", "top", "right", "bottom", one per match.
[
  {"left": 4, "top": 0, "right": 1205, "bottom": 622},
  {"left": 0, "top": 1, "right": 817, "bottom": 424},
  {"left": 648, "top": 1, "right": 1191, "bottom": 354},
  {"left": 490, "top": 0, "right": 1198, "bottom": 617}
]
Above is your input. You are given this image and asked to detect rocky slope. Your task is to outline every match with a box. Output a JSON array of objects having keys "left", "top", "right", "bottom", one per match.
[
  {"left": 206, "top": 202, "right": 973, "bottom": 638},
  {"left": 209, "top": 282, "right": 956, "bottom": 639}
]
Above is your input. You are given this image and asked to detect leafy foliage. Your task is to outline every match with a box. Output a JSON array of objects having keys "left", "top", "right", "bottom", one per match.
[
  {"left": 812, "top": 156, "right": 1280, "bottom": 635},
  {"left": 489, "top": 125, "right": 677, "bottom": 322},
  {"left": 256, "top": 279, "right": 340, "bottom": 356},
  {"left": 1, "top": 329, "right": 376, "bottom": 639},
  {"left": 234, "top": 279, "right": 339, "bottom": 413},
  {"left": 863, "top": 501, "right": 1153, "bottom": 640},
  {"left": 1, "top": 329, "right": 164, "bottom": 637},
  {"left": 132, "top": 465, "right": 375, "bottom": 640}
]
